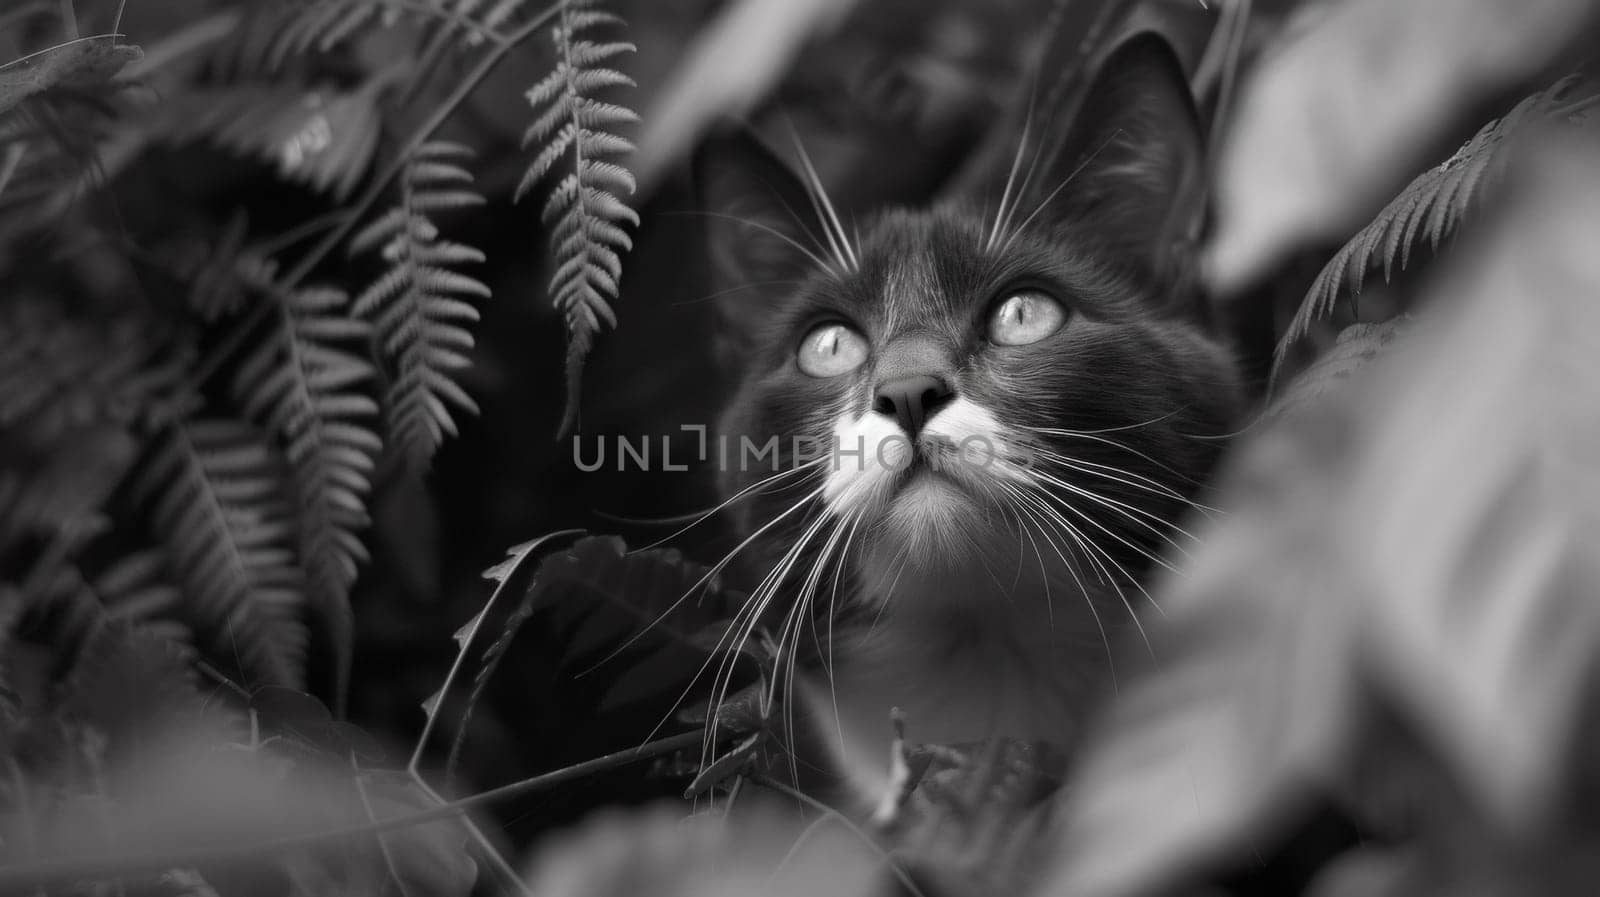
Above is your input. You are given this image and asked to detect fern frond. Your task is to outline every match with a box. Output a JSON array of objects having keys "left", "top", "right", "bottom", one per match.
[
  {"left": 1282, "top": 76, "right": 1587, "bottom": 365},
  {"left": 270, "top": 0, "right": 407, "bottom": 66},
  {"left": 352, "top": 141, "right": 489, "bottom": 470},
  {"left": 272, "top": 0, "right": 529, "bottom": 62},
  {"left": 136, "top": 419, "right": 308, "bottom": 689},
  {"left": 423, "top": 0, "right": 532, "bottom": 48},
  {"left": 236, "top": 285, "right": 380, "bottom": 705},
  {"left": 517, "top": 0, "right": 638, "bottom": 435},
  {"left": 27, "top": 550, "right": 193, "bottom": 662},
  {"left": 0, "top": 300, "right": 191, "bottom": 447}
]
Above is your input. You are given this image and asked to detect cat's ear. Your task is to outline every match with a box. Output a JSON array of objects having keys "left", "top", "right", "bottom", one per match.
[
  {"left": 1028, "top": 33, "right": 1205, "bottom": 286},
  {"left": 695, "top": 129, "right": 829, "bottom": 295}
]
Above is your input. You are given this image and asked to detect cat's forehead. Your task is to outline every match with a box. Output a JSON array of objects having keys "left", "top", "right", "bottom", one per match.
[{"left": 838, "top": 207, "right": 993, "bottom": 329}]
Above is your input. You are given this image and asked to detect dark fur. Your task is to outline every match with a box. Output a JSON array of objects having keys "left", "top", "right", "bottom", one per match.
[{"left": 699, "top": 33, "right": 1243, "bottom": 792}]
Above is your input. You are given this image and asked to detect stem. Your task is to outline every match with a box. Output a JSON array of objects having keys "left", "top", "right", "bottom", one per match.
[
  {"left": 389, "top": 0, "right": 511, "bottom": 46},
  {"left": 0, "top": 730, "right": 705, "bottom": 890},
  {"left": 190, "top": 1, "right": 564, "bottom": 386},
  {"left": 750, "top": 775, "right": 927, "bottom": 897}
]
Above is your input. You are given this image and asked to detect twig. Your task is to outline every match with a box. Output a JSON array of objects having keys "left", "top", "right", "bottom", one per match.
[
  {"left": 0, "top": 729, "right": 705, "bottom": 890},
  {"left": 350, "top": 754, "right": 412, "bottom": 897},
  {"left": 251, "top": 209, "right": 354, "bottom": 257},
  {"left": 190, "top": 0, "right": 565, "bottom": 387},
  {"left": 750, "top": 775, "right": 928, "bottom": 897},
  {"left": 389, "top": 0, "right": 511, "bottom": 47}
]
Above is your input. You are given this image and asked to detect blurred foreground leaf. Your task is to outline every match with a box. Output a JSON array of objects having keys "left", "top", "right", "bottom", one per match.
[
  {"left": 1206, "top": 0, "right": 1600, "bottom": 292},
  {"left": 1043, "top": 130, "right": 1600, "bottom": 897}
]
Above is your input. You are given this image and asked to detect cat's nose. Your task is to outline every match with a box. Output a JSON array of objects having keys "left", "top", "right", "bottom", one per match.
[{"left": 873, "top": 374, "right": 954, "bottom": 437}]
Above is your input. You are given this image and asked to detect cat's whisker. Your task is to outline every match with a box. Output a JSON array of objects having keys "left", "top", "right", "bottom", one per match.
[
  {"left": 1001, "top": 481, "right": 1122, "bottom": 662},
  {"left": 1020, "top": 472, "right": 1168, "bottom": 624},
  {"left": 787, "top": 126, "right": 860, "bottom": 273},
  {"left": 1032, "top": 464, "right": 1201, "bottom": 548},
  {"left": 998, "top": 484, "right": 1061, "bottom": 628},
  {"left": 678, "top": 278, "right": 807, "bottom": 307},
  {"left": 1030, "top": 448, "right": 1204, "bottom": 510},
  {"left": 598, "top": 472, "right": 825, "bottom": 673},
  {"left": 692, "top": 210, "right": 835, "bottom": 275},
  {"left": 704, "top": 503, "right": 837, "bottom": 757},
  {"left": 1025, "top": 468, "right": 1190, "bottom": 574},
  {"left": 1027, "top": 406, "right": 1188, "bottom": 436},
  {"left": 1011, "top": 476, "right": 1156, "bottom": 653},
  {"left": 858, "top": 537, "right": 915, "bottom": 648},
  {"left": 1000, "top": 140, "right": 1049, "bottom": 250},
  {"left": 1022, "top": 419, "right": 1215, "bottom": 490},
  {"left": 638, "top": 484, "right": 827, "bottom": 748},
  {"left": 988, "top": 118, "right": 1033, "bottom": 252},
  {"left": 824, "top": 512, "right": 863, "bottom": 757},
  {"left": 778, "top": 507, "right": 859, "bottom": 784},
  {"left": 632, "top": 458, "right": 829, "bottom": 553},
  {"left": 1003, "top": 130, "right": 1124, "bottom": 253}
]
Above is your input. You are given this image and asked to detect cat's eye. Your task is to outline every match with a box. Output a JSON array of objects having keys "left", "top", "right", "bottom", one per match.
[
  {"left": 987, "top": 290, "right": 1066, "bottom": 346},
  {"left": 797, "top": 323, "right": 869, "bottom": 377}
]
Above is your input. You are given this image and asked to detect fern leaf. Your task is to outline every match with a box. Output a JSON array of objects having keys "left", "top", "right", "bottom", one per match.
[
  {"left": 235, "top": 286, "right": 380, "bottom": 708},
  {"left": 270, "top": 0, "right": 402, "bottom": 66},
  {"left": 351, "top": 141, "right": 490, "bottom": 471},
  {"left": 137, "top": 419, "right": 308, "bottom": 689},
  {"left": 517, "top": 0, "right": 638, "bottom": 436},
  {"left": 31, "top": 550, "right": 194, "bottom": 662},
  {"left": 440, "top": 0, "right": 533, "bottom": 47},
  {"left": 1282, "top": 76, "right": 1586, "bottom": 366},
  {"left": 0, "top": 300, "right": 191, "bottom": 449}
]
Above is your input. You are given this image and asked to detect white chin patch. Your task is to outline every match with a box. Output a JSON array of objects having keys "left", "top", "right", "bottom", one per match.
[{"left": 821, "top": 396, "right": 1025, "bottom": 523}]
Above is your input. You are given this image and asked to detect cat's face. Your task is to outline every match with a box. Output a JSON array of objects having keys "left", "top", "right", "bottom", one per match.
[{"left": 702, "top": 35, "right": 1242, "bottom": 618}]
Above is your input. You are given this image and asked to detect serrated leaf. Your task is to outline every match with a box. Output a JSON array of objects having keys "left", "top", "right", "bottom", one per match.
[
  {"left": 351, "top": 141, "right": 490, "bottom": 470},
  {"left": 233, "top": 286, "right": 379, "bottom": 709},
  {"left": 516, "top": 1, "right": 638, "bottom": 437},
  {"left": 138, "top": 419, "right": 308, "bottom": 689},
  {"left": 1282, "top": 76, "right": 1587, "bottom": 371}
]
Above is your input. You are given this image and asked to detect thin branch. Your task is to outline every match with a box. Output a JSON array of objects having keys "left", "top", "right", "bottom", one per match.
[
  {"left": 750, "top": 775, "right": 928, "bottom": 897},
  {"left": 388, "top": 0, "right": 511, "bottom": 46},
  {"left": 0, "top": 729, "right": 706, "bottom": 891}
]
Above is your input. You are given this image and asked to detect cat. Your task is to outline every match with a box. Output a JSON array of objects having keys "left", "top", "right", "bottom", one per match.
[{"left": 698, "top": 32, "right": 1243, "bottom": 802}]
